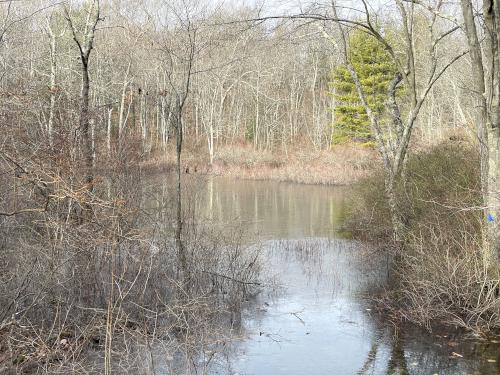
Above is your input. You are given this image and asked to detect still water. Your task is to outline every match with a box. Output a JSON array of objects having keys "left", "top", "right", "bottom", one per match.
[{"left": 191, "top": 178, "right": 499, "bottom": 375}]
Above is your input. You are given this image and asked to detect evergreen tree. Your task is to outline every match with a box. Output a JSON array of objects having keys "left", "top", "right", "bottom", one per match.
[{"left": 331, "top": 30, "right": 397, "bottom": 144}]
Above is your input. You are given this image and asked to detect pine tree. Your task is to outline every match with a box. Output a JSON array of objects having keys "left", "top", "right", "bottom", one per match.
[{"left": 331, "top": 30, "right": 397, "bottom": 144}]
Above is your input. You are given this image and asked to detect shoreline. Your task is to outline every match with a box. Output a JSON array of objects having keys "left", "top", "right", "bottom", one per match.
[{"left": 140, "top": 143, "right": 379, "bottom": 186}]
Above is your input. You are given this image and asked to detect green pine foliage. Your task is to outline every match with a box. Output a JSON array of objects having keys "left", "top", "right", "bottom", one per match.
[{"left": 331, "top": 30, "right": 397, "bottom": 144}]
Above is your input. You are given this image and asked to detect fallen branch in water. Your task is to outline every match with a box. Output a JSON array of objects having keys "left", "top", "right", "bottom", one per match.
[
  {"left": 199, "top": 269, "right": 262, "bottom": 286},
  {"left": 290, "top": 311, "right": 306, "bottom": 325}
]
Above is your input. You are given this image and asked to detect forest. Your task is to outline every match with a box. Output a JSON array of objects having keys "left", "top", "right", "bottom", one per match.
[{"left": 0, "top": 0, "right": 499, "bottom": 374}]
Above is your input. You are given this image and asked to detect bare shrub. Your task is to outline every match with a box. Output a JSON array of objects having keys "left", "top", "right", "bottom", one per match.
[
  {"left": 0, "top": 148, "right": 261, "bottom": 373},
  {"left": 344, "top": 142, "right": 499, "bottom": 334},
  {"left": 397, "top": 224, "right": 500, "bottom": 334}
]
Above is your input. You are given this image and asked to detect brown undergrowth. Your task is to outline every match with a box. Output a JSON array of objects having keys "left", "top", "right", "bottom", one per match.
[
  {"left": 0, "top": 136, "right": 262, "bottom": 374},
  {"left": 345, "top": 140, "right": 500, "bottom": 335},
  {"left": 143, "top": 140, "right": 378, "bottom": 186}
]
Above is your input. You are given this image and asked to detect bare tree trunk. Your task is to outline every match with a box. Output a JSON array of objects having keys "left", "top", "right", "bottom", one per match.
[
  {"left": 254, "top": 74, "right": 260, "bottom": 149},
  {"left": 174, "top": 106, "right": 188, "bottom": 283},
  {"left": 311, "top": 55, "right": 320, "bottom": 149},
  {"left": 461, "top": 0, "right": 499, "bottom": 261},
  {"left": 384, "top": 173, "right": 405, "bottom": 243},
  {"left": 484, "top": 0, "right": 500, "bottom": 258},
  {"left": 80, "top": 56, "right": 94, "bottom": 191},
  {"left": 107, "top": 107, "right": 113, "bottom": 156},
  {"left": 47, "top": 23, "right": 58, "bottom": 147},
  {"left": 139, "top": 88, "right": 147, "bottom": 154},
  {"left": 118, "top": 62, "right": 131, "bottom": 154}
]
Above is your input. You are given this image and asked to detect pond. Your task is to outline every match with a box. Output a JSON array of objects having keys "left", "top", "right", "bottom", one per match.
[{"left": 190, "top": 178, "right": 499, "bottom": 375}]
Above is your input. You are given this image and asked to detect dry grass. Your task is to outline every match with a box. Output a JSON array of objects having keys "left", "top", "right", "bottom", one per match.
[{"left": 145, "top": 141, "right": 378, "bottom": 186}]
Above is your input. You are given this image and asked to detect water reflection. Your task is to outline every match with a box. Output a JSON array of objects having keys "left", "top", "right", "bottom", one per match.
[
  {"left": 194, "top": 178, "right": 348, "bottom": 239},
  {"left": 142, "top": 177, "right": 499, "bottom": 374},
  {"left": 230, "top": 239, "right": 499, "bottom": 375}
]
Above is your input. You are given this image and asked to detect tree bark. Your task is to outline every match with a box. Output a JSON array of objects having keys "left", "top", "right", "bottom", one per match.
[
  {"left": 461, "top": 0, "right": 499, "bottom": 261},
  {"left": 47, "top": 25, "right": 57, "bottom": 147},
  {"left": 80, "top": 57, "right": 94, "bottom": 192},
  {"left": 484, "top": 0, "right": 500, "bottom": 258},
  {"left": 174, "top": 106, "right": 188, "bottom": 285},
  {"left": 107, "top": 107, "right": 113, "bottom": 156}
]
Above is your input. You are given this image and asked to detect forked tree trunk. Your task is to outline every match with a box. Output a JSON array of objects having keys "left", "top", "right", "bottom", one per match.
[{"left": 66, "top": 0, "right": 100, "bottom": 196}]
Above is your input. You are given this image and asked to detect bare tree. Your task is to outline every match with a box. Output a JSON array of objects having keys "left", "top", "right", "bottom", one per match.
[{"left": 45, "top": 10, "right": 66, "bottom": 147}]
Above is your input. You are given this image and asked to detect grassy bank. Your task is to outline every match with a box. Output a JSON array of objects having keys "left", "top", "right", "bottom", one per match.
[
  {"left": 345, "top": 141, "right": 500, "bottom": 335},
  {"left": 143, "top": 141, "right": 378, "bottom": 186}
]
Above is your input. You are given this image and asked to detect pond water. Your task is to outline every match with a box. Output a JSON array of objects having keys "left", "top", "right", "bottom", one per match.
[{"left": 191, "top": 178, "right": 499, "bottom": 375}]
